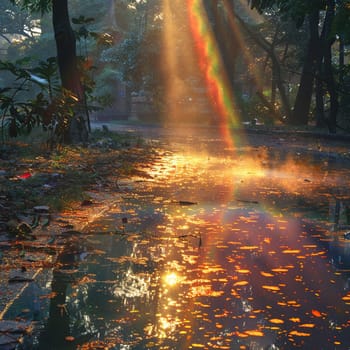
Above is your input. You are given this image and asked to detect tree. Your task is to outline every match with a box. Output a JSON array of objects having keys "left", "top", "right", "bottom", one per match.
[
  {"left": 249, "top": 0, "right": 350, "bottom": 133},
  {"left": 10, "top": 0, "right": 88, "bottom": 142},
  {"left": 232, "top": 9, "right": 293, "bottom": 121},
  {"left": 291, "top": 10, "right": 319, "bottom": 125},
  {"left": 0, "top": 0, "right": 40, "bottom": 44},
  {"left": 52, "top": 0, "right": 88, "bottom": 141}
]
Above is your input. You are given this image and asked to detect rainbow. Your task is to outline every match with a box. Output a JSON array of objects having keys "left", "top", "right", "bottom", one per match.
[{"left": 186, "top": 0, "right": 241, "bottom": 148}]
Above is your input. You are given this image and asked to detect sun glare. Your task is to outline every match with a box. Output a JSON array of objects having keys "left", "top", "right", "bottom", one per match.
[{"left": 164, "top": 272, "right": 180, "bottom": 286}]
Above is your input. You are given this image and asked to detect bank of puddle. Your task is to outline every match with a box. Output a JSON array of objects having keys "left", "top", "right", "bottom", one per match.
[{"left": 4, "top": 147, "right": 350, "bottom": 349}]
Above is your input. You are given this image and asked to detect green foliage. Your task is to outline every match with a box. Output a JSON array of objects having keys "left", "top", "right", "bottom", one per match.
[
  {"left": 100, "top": 27, "right": 165, "bottom": 109},
  {"left": 101, "top": 34, "right": 141, "bottom": 85},
  {"left": 0, "top": 57, "right": 76, "bottom": 146},
  {"left": 0, "top": 0, "right": 38, "bottom": 41},
  {"left": 239, "top": 94, "right": 276, "bottom": 126},
  {"left": 249, "top": 0, "right": 342, "bottom": 34},
  {"left": 333, "top": 1, "right": 350, "bottom": 43},
  {"left": 0, "top": 58, "right": 37, "bottom": 139},
  {"left": 11, "top": 0, "right": 51, "bottom": 14}
]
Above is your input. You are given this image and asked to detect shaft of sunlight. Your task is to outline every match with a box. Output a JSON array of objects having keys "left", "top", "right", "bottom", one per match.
[
  {"left": 161, "top": 0, "right": 179, "bottom": 123},
  {"left": 186, "top": 0, "right": 242, "bottom": 149},
  {"left": 222, "top": 0, "right": 264, "bottom": 93},
  {"left": 161, "top": 0, "right": 247, "bottom": 149}
]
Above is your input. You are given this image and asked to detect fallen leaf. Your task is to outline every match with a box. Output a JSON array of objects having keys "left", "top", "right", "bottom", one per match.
[
  {"left": 260, "top": 271, "right": 274, "bottom": 277},
  {"left": 262, "top": 285, "right": 280, "bottom": 291},
  {"left": 289, "top": 330, "right": 310, "bottom": 337},
  {"left": 18, "top": 172, "right": 32, "bottom": 180},
  {"left": 311, "top": 309, "right": 322, "bottom": 317},
  {"left": 299, "top": 323, "right": 315, "bottom": 328},
  {"left": 269, "top": 318, "right": 284, "bottom": 324},
  {"left": 65, "top": 336, "right": 75, "bottom": 342},
  {"left": 234, "top": 281, "right": 249, "bottom": 286},
  {"left": 245, "top": 330, "right": 264, "bottom": 336},
  {"left": 282, "top": 249, "right": 301, "bottom": 254}
]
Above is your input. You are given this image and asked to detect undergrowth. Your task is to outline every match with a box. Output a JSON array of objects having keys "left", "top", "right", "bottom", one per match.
[{"left": 0, "top": 128, "right": 155, "bottom": 213}]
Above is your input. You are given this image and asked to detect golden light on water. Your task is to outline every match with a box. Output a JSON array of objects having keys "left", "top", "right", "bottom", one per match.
[
  {"left": 52, "top": 142, "right": 350, "bottom": 349},
  {"left": 163, "top": 271, "right": 180, "bottom": 286},
  {"left": 50, "top": 6, "right": 350, "bottom": 347}
]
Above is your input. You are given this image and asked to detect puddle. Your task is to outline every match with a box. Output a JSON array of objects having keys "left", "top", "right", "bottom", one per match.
[{"left": 5, "top": 145, "right": 350, "bottom": 349}]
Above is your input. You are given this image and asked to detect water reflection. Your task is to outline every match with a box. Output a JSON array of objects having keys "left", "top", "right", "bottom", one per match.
[{"left": 33, "top": 147, "right": 350, "bottom": 349}]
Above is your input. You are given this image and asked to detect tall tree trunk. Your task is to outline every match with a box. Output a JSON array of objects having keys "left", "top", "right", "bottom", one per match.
[
  {"left": 323, "top": 0, "right": 338, "bottom": 133},
  {"left": 270, "top": 53, "right": 292, "bottom": 120},
  {"left": 339, "top": 35, "right": 345, "bottom": 86},
  {"left": 315, "top": 69, "right": 326, "bottom": 127},
  {"left": 292, "top": 11, "right": 319, "bottom": 125},
  {"left": 270, "top": 27, "right": 280, "bottom": 109},
  {"left": 315, "top": 10, "right": 327, "bottom": 127},
  {"left": 52, "top": 0, "right": 88, "bottom": 142},
  {"left": 271, "top": 62, "right": 277, "bottom": 107}
]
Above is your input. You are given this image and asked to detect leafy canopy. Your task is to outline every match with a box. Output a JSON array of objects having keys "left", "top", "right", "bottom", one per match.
[{"left": 10, "top": 0, "right": 51, "bottom": 14}]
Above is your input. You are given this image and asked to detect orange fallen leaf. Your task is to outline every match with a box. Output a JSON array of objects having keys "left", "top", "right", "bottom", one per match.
[
  {"left": 240, "top": 246, "right": 259, "bottom": 251},
  {"left": 260, "top": 271, "right": 274, "bottom": 277},
  {"left": 311, "top": 309, "right": 322, "bottom": 317},
  {"left": 269, "top": 318, "right": 284, "bottom": 324},
  {"left": 234, "top": 281, "right": 249, "bottom": 286},
  {"left": 342, "top": 294, "right": 350, "bottom": 301},
  {"left": 311, "top": 251, "right": 326, "bottom": 256},
  {"left": 235, "top": 331, "right": 248, "bottom": 338},
  {"left": 299, "top": 323, "right": 315, "bottom": 328},
  {"left": 282, "top": 250, "right": 301, "bottom": 254},
  {"left": 271, "top": 268, "right": 289, "bottom": 273},
  {"left": 65, "top": 336, "right": 75, "bottom": 342},
  {"left": 245, "top": 330, "right": 264, "bottom": 337},
  {"left": 262, "top": 285, "right": 280, "bottom": 291},
  {"left": 289, "top": 330, "right": 311, "bottom": 337}
]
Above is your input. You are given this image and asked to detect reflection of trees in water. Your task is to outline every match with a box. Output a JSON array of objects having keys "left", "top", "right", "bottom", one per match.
[
  {"left": 331, "top": 198, "right": 350, "bottom": 230},
  {"left": 35, "top": 153, "right": 350, "bottom": 349},
  {"left": 38, "top": 247, "right": 77, "bottom": 350},
  {"left": 329, "top": 198, "right": 350, "bottom": 269},
  {"left": 37, "top": 233, "right": 166, "bottom": 348}
]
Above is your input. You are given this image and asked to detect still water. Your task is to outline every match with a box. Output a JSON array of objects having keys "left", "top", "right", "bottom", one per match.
[{"left": 14, "top": 138, "right": 350, "bottom": 349}]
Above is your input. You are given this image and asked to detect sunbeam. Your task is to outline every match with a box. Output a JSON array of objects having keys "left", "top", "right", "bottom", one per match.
[
  {"left": 186, "top": 0, "right": 241, "bottom": 149},
  {"left": 222, "top": 0, "right": 265, "bottom": 93},
  {"left": 161, "top": 0, "right": 250, "bottom": 149}
]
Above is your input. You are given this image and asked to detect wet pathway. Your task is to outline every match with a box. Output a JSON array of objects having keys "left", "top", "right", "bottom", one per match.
[{"left": 7, "top": 128, "right": 350, "bottom": 349}]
